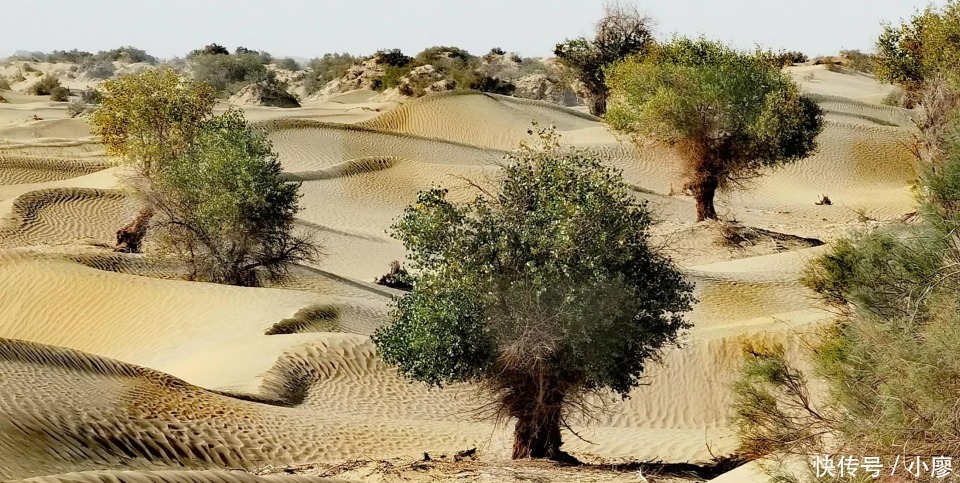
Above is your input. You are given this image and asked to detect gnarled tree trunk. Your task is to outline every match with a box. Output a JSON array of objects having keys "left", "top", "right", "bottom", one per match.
[
  {"left": 506, "top": 373, "right": 578, "bottom": 463},
  {"left": 115, "top": 206, "right": 154, "bottom": 253},
  {"left": 692, "top": 176, "right": 719, "bottom": 222}
]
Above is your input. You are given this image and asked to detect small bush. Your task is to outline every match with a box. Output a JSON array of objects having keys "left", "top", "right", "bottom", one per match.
[
  {"left": 882, "top": 88, "right": 905, "bottom": 107},
  {"left": 374, "top": 49, "right": 412, "bottom": 68},
  {"left": 0, "top": 77, "right": 10, "bottom": 91},
  {"left": 49, "top": 86, "right": 70, "bottom": 102},
  {"left": 28, "top": 75, "right": 62, "bottom": 96},
  {"left": 190, "top": 51, "right": 271, "bottom": 96},
  {"left": 67, "top": 98, "right": 87, "bottom": 117},
  {"left": 840, "top": 49, "right": 875, "bottom": 74},
  {"left": 276, "top": 57, "right": 300, "bottom": 71},
  {"left": 83, "top": 60, "right": 116, "bottom": 79},
  {"left": 470, "top": 75, "right": 515, "bottom": 95},
  {"left": 303, "top": 53, "right": 358, "bottom": 94},
  {"left": 80, "top": 89, "right": 102, "bottom": 105},
  {"left": 22, "top": 64, "right": 38, "bottom": 73}
]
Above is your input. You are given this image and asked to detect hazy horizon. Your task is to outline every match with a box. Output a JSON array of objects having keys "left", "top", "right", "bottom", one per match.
[{"left": 0, "top": 0, "right": 944, "bottom": 61}]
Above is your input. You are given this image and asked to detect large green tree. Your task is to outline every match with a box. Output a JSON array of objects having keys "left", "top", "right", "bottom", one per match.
[
  {"left": 372, "top": 127, "right": 694, "bottom": 461},
  {"left": 555, "top": 3, "right": 654, "bottom": 116},
  {"left": 606, "top": 38, "right": 824, "bottom": 222}
]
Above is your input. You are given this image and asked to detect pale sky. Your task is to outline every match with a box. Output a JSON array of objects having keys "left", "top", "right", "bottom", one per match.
[{"left": 0, "top": 0, "right": 944, "bottom": 60}]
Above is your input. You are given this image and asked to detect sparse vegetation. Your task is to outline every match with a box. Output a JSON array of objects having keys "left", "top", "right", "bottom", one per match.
[
  {"left": 188, "top": 47, "right": 272, "bottom": 96},
  {"left": 606, "top": 37, "right": 825, "bottom": 221},
  {"left": 275, "top": 57, "right": 301, "bottom": 71},
  {"left": 303, "top": 53, "right": 358, "bottom": 94},
  {"left": 49, "top": 86, "right": 70, "bottom": 102},
  {"left": 373, "top": 126, "right": 694, "bottom": 462},
  {"left": 839, "top": 49, "right": 875, "bottom": 73},
  {"left": 881, "top": 87, "right": 905, "bottom": 106},
  {"left": 0, "top": 77, "right": 10, "bottom": 91},
  {"left": 27, "top": 75, "right": 62, "bottom": 96},
  {"left": 555, "top": 3, "right": 654, "bottom": 116}
]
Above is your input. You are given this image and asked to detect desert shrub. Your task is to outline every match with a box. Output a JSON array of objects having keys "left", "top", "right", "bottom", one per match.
[
  {"left": 375, "top": 64, "right": 414, "bottom": 92},
  {"left": 93, "top": 46, "right": 156, "bottom": 64},
  {"left": 839, "top": 49, "right": 875, "bottom": 73},
  {"left": 555, "top": 3, "right": 654, "bottom": 116},
  {"left": 489, "top": 47, "right": 506, "bottom": 56},
  {"left": 275, "top": 57, "right": 301, "bottom": 71},
  {"left": 373, "top": 126, "right": 694, "bottom": 461},
  {"left": 470, "top": 75, "right": 515, "bottom": 95},
  {"left": 82, "top": 60, "right": 116, "bottom": 79},
  {"left": 49, "top": 86, "right": 70, "bottom": 102},
  {"left": 80, "top": 88, "right": 102, "bottom": 105},
  {"left": 22, "top": 64, "right": 38, "bottom": 73},
  {"left": 46, "top": 49, "right": 93, "bottom": 64},
  {"left": 303, "top": 53, "right": 359, "bottom": 94},
  {"left": 374, "top": 49, "right": 412, "bottom": 68},
  {"left": 733, "top": 93, "right": 960, "bottom": 481},
  {"left": 190, "top": 50, "right": 271, "bottom": 96},
  {"left": 881, "top": 87, "right": 905, "bottom": 106},
  {"left": 27, "top": 75, "right": 61, "bottom": 96},
  {"left": 189, "top": 43, "right": 230, "bottom": 57},
  {"left": 761, "top": 50, "right": 809, "bottom": 67},
  {"left": 67, "top": 98, "right": 87, "bottom": 117},
  {"left": 415, "top": 46, "right": 473, "bottom": 64},
  {"left": 606, "top": 37, "right": 824, "bottom": 221},
  {"left": 148, "top": 109, "right": 318, "bottom": 286},
  {"left": 0, "top": 77, "right": 9, "bottom": 91},
  {"left": 12, "top": 70, "right": 26, "bottom": 83}
]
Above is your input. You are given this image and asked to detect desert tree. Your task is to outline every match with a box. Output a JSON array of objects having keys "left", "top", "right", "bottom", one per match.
[
  {"left": 146, "top": 108, "right": 318, "bottom": 286},
  {"left": 554, "top": 3, "right": 654, "bottom": 116},
  {"left": 90, "top": 66, "right": 216, "bottom": 252},
  {"left": 606, "top": 38, "right": 824, "bottom": 222},
  {"left": 372, "top": 126, "right": 694, "bottom": 461}
]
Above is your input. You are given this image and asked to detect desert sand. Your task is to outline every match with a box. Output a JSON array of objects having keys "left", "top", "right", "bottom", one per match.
[{"left": 0, "top": 63, "right": 914, "bottom": 482}]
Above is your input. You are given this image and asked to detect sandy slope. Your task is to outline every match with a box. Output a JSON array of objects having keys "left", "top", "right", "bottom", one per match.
[{"left": 0, "top": 65, "right": 918, "bottom": 482}]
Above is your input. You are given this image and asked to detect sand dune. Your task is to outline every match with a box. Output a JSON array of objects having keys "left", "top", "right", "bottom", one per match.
[{"left": 0, "top": 66, "right": 919, "bottom": 481}]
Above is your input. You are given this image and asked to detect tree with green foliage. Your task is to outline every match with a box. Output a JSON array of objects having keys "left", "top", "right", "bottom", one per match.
[
  {"left": 555, "top": 3, "right": 654, "bottom": 116},
  {"left": 91, "top": 66, "right": 216, "bottom": 178},
  {"left": 606, "top": 38, "right": 824, "bottom": 221},
  {"left": 90, "top": 66, "right": 216, "bottom": 252},
  {"left": 148, "top": 109, "right": 318, "bottom": 286},
  {"left": 875, "top": 1, "right": 960, "bottom": 106},
  {"left": 372, "top": 127, "right": 694, "bottom": 461}
]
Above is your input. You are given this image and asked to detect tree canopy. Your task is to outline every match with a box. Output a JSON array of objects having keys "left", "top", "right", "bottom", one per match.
[
  {"left": 373, "top": 127, "right": 694, "bottom": 461},
  {"left": 554, "top": 3, "right": 654, "bottom": 116},
  {"left": 606, "top": 38, "right": 823, "bottom": 221},
  {"left": 90, "top": 66, "right": 216, "bottom": 178}
]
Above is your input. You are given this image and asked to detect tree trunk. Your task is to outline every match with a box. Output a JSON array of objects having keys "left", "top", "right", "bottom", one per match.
[
  {"left": 512, "top": 409, "right": 564, "bottom": 460},
  {"left": 115, "top": 206, "right": 154, "bottom": 253},
  {"left": 587, "top": 90, "right": 608, "bottom": 117},
  {"left": 693, "top": 176, "right": 719, "bottom": 222},
  {"left": 509, "top": 390, "right": 578, "bottom": 463}
]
